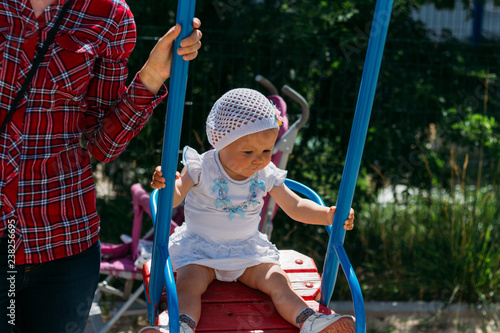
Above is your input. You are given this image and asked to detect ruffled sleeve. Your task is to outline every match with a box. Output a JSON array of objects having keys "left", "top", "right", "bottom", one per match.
[
  {"left": 262, "top": 162, "right": 287, "bottom": 192},
  {"left": 181, "top": 146, "right": 202, "bottom": 185}
]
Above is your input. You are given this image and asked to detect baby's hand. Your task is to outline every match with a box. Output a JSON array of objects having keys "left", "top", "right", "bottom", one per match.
[
  {"left": 151, "top": 166, "right": 165, "bottom": 189},
  {"left": 150, "top": 166, "right": 182, "bottom": 189},
  {"left": 344, "top": 207, "right": 355, "bottom": 230},
  {"left": 327, "top": 206, "right": 355, "bottom": 230}
]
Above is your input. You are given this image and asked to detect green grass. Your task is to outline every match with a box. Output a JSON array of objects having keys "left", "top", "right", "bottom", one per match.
[
  {"left": 355, "top": 189, "right": 499, "bottom": 304},
  {"left": 95, "top": 165, "right": 499, "bottom": 329}
]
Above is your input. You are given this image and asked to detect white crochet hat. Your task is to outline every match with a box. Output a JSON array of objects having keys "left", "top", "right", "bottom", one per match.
[{"left": 206, "top": 88, "right": 282, "bottom": 151}]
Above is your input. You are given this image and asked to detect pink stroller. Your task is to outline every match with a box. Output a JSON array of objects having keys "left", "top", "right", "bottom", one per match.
[{"left": 87, "top": 184, "right": 182, "bottom": 333}]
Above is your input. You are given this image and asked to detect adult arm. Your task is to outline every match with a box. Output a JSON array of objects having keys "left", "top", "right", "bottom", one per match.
[{"left": 83, "top": 7, "right": 201, "bottom": 162}]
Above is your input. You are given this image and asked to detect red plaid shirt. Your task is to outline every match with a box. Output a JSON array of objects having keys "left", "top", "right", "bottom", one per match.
[{"left": 0, "top": 0, "right": 166, "bottom": 264}]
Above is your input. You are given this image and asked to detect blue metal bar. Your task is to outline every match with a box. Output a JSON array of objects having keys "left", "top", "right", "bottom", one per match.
[
  {"left": 147, "top": 0, "right": 196, "bottom": 329},
  {"left": 284, "top": 178, "right": 364, "bottom": 327},
  {"left": 150, "top": 189, "right": 158, "bottom": 226},
  {"left": 320, "top": 0, "right": 393, "bottom": 332},
  {"left": 284, "top": 179, "right": 325, "bottom": 206},
  {"left": 284, "top": 179, "right": 331, "bottom": 236},
  {"left": 144, "top": 187, "right": 157, "bottom": 320},
  {"left": 160, "top": 243, "right": 179, "bottom": 333},
  {"left": 333, "top": 244, "right": 366, "bottom": 331}
]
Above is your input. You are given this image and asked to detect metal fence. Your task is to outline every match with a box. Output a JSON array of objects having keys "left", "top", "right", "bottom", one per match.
[{"left": 100, "top": 1, "right": 499, "bottom": 206}]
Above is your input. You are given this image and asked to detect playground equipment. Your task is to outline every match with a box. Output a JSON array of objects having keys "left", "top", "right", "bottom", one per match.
[{"left": 144, "top": 0, "right": 394, "bottom": 331}]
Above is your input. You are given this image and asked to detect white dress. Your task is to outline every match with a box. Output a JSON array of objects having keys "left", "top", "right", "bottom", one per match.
[{"left": 168, "top": 146, "right": 287, "bottom": 281}]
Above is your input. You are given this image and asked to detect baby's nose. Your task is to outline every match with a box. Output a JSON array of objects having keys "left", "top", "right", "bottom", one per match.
[{"left": 253, "top": 155, "right": 263, "bottom": 163}]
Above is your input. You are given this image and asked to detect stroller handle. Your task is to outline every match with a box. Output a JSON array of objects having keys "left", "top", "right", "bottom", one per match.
[
  {"left": 255, "top": 75, "right": 310, "bottom": 131},
  {"left": 281, "top": 85, "right": 309, "bottom": 131},
  {"left": 255, "top": 75, "right": 279, "bottom": 95}
]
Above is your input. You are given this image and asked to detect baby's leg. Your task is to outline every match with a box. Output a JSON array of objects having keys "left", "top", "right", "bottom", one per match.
[
  {"left": 238, "top": 263, "right": 307, "bottom": 325},
  {"left": 139, "top": 265, "right": 215, "bottom": 333},
  {"left": 238, "top": 264, "right": 355, "bottom": 332},
  {"left": 176, "top": 264, "right": 216, "bottom": 324}
]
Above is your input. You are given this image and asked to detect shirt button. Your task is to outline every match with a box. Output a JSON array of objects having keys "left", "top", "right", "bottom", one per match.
[
  {"left": 13, "top": 134, "right": 19, "bottom": 140},
  {"left": 5, "top": 207, "right": 12, "bottom": 213}
]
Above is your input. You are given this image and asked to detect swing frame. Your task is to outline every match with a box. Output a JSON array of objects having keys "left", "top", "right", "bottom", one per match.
[{"left": 144, "top": 0, "right": 394, "bottom": 331}]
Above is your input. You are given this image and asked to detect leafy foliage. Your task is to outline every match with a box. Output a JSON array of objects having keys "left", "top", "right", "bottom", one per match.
[{"left": 94, "top": 0, "right": 500, "bottom": 306}]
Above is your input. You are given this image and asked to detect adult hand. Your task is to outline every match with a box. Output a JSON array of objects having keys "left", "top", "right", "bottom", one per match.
[{"left": 139, "top": 18, "right": 202, "bottom": 94}]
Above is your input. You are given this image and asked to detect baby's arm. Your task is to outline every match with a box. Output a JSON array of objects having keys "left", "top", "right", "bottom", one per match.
[
  {"left": 150, "top": 166, "right": 194, "bottom": 207},
  {"left": 269, "top": 184, "right": 354, "bottom": 230}
]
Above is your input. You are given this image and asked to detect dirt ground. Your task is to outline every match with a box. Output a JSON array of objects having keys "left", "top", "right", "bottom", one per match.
[
  {"left": 103, "top": 312, "right": 498, "bottom": 333},
  {"left": 366, "top": 313, "right": 497, "bottom": 333}
]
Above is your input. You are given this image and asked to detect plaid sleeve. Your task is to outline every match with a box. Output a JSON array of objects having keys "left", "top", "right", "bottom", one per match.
[{"left": 84, "top": 2, "right": 167, "bottom": 163}]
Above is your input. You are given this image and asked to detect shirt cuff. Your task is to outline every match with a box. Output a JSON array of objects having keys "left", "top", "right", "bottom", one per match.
[{"left": 128, "top": 72, "right": 168, "bottom": 114}]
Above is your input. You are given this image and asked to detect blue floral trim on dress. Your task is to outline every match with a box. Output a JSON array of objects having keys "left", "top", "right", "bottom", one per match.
[{"left": 213, "top": 174, "right": 266, "bottom": 220}]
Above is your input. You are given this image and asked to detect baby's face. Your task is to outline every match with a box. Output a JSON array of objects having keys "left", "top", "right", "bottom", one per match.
[{"left": 218, "top": 128, "right": 279, "bottom": 181}]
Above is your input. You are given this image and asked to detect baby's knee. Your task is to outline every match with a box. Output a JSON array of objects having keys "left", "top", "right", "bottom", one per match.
[
  {"left": 176, "top": 266, "right": 214, "bottom": 295},
  {"left": 260, "top": 269, "right": 292, "bottom": 293},
  {"left": 176, "top": 276, "right": 207, "bottom": 296}
]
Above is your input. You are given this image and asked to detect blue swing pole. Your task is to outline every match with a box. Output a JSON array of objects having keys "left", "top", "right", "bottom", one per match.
[
  {"left": 319, "top": 0, "right": 393, "bottom": 332},
  {"left": 147, "top": 0, "right": 196, "bottom": 330}
]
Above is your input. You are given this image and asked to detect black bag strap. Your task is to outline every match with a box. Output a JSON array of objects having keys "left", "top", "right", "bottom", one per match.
[{"left": 0, "top": 0, "right": 73, "bottom": 134}]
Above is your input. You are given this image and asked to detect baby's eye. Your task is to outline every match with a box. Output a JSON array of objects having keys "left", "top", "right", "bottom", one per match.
[
  {"left": 263, "top": 150, "right": 272, "bottom": 154},
  {"left": 243, "top": 151, "right": 253, "bottom": 155}
]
